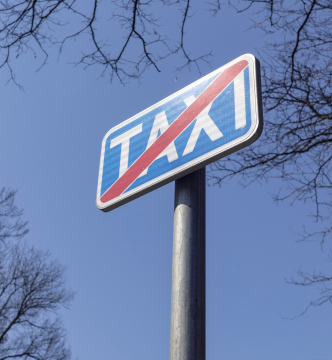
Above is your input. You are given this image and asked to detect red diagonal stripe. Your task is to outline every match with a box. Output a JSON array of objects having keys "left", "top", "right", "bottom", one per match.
[{"left": 101, "top": 60, "right": 248, "bottom": 203}]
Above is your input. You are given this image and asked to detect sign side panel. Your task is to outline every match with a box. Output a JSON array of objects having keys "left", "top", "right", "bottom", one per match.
[{"left": 96, "top": 54, "right": 263, "bottom": 211}]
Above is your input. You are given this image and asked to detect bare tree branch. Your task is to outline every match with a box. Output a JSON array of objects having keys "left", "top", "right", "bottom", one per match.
[
  {"left": 210, "top": 0, "right": 332, "bottom": 315},
  {"left": 0, "top": 0, "right": 214, "bottom": 85},
  {"left": 0, "top": 189, "right": 73, "bottom": 360},
  {"left": 0, "top": 188, "right": 28, "bottom": 243}
]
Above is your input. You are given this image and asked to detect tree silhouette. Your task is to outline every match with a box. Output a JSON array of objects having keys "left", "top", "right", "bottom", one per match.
[
  {"left": 0, "top": 0, "right": 213, "bottom": 86},
  {"left": 210, "top": 0, "right": 332, "bottom": 315},
  {"left": 0, "top": 188, "right": 74, "bottom": 360}
]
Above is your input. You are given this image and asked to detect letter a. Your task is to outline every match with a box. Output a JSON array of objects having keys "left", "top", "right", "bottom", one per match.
[{"left": 139, "top": 111, "right": 178, "bottom": 177}]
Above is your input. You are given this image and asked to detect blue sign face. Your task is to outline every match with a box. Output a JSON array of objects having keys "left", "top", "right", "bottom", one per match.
[{"left": 97, "top": 54, "right": 263, "bottom": 211}]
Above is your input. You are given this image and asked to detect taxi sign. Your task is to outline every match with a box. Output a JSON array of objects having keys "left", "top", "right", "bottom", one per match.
[{"left": 97, "top": 54, "right": 263, "bottom": 211}]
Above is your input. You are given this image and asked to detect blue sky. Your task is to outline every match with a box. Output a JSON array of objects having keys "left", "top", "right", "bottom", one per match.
[{"left": 1, "top": 2, "right": 331, "bottom": 360}]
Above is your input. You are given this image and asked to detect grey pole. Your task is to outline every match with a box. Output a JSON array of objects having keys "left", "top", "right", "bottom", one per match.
[{"left": 170, "top": 167, "right": 206, "bottom": 360}]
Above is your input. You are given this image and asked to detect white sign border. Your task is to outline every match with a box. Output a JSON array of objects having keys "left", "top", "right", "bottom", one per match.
[{"left": 96, "top": 53, "right": 263, "bottom": 212}]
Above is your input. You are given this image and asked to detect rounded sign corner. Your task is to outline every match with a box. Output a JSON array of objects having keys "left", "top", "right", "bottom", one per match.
[{"left": 97, "top": 54, "right": 263, "bottom": 211}]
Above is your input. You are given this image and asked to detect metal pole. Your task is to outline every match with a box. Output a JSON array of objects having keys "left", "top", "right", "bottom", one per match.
[{"left": 170, "top": 167, "right": 206, "bottom": 360}]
